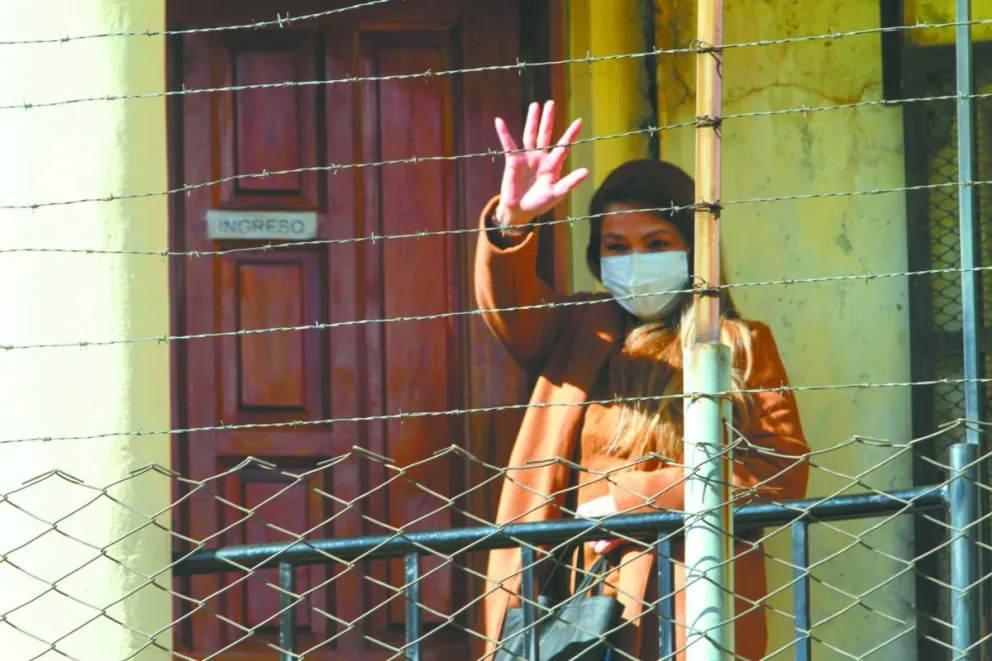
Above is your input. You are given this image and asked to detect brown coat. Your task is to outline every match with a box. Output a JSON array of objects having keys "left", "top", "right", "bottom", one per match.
[{"left": 474, "top": 196, "right": 810, "bottom": 660}]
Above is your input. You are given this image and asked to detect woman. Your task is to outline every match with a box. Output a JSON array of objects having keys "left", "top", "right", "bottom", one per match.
[{"left": 476, "top": 100, "right": 810, "bottom": 660}]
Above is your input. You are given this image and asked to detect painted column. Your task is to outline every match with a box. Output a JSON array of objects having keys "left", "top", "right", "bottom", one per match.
[
  {"left": 0, "top": 1, "right": 172, "bottom": 659},
  {"left": 567, "top": 0, "right": 654, "bottom": 291}
]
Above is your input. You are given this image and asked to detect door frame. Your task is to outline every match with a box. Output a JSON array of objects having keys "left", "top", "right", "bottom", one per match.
[{"left": 164, "top": 0, "right": 569, "bottom": 648}]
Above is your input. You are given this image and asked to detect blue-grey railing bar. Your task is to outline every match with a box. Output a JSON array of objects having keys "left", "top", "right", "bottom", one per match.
[
  {"left": 791, "top": 521, "right": 811, "bottom": 661},
  {"left": 950, "top": 443, "right": 980, "bottom": 659},
  {"left": 172, "top": 487, "right": 947, "bottom": 575},
  {"left": 520, "top": 546, "right": 540, "bottom": 661},
  {"left": 405, "top": 553, "right": 422, "bottom": 661},
  {"left": 278, "top": 561, "right": 296, "bottom": 661},
  {"left": 657, "top": 534, "right": 676, "bottom": 660}
]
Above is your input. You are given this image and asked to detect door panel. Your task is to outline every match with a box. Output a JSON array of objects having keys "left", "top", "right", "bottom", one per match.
[
  {"left": 170, "top": 1, "right": 538, "bottom": 658},
  {"left": 221, "top": 252, "right": 327, "bottom": 425},
  {"left": 222, "top": 33, "right": 320, "bottom": 209},
  {"left": 369, "top": 32, "right": 460, "bottom": 623}
]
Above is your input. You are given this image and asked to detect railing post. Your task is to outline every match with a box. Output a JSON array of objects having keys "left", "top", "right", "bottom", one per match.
[
  {"left": 791, "top": 521, "right": 812, "bottom": 661},
  {"left": 278, "top": 562, "right": 297, "bottom": 661},
  {"left": 949, "top": 443, "right": 980, "bottom": 660},
  {"left": 657, "top": 534, "right": 677, "bottom": 660},
  {"left": 520, "top": 545, "right": 540, "bottom": 661},
  {"left": 404, "top": 553, "right": 422, "bottom": 661},
  {"left": 684, "top": 0, "right": 733, "bottom": 659}
]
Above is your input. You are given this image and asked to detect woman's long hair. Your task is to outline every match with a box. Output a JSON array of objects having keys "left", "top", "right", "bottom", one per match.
[{"left": 587, "top": 160, "right": 754, "bottom": 464}]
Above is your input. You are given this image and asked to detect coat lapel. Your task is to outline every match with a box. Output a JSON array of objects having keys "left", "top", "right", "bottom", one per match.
[{"left": 482, "top": 300, "right": 623, "bottom": 658}]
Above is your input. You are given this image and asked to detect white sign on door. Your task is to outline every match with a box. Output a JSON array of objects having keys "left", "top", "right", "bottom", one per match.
[{"left": 205, "top": 210, "right": 319, "bottom": 241}]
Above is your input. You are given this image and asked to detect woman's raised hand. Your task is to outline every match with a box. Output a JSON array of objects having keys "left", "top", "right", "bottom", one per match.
[{"left": 493, "top": 100, "right": 589, "bottom": 228}]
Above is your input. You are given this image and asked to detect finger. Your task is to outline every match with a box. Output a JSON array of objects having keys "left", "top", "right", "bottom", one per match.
[
  {"left": 545, "top": 118, "right": 584, "bottom": 172},
  {"left": 557, "top": 117, "right": 584, "bottom": 150},
  {"left": 522, "top": 102, "right": 540, "bottom": 150},
  {"left": 552, "top": 168, "right": 590, "bottom": 198},
  {"left": 542, "top": 119, "right": 582, "bottom": 175},
  {"left": 592, "top": 539, "right": 621, "bottom": 555},
  {"left": 536, "top": 100, "right": 555, "bottom": 150},
  {"left": 494, "top": 117, "right": 519, "bottom": 154}
]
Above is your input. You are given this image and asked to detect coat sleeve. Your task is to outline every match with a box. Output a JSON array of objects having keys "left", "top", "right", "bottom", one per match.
[
  {"left": 608, "top": 321, "right": 811, "bottom": 513},
  {"left": 474, "top": 194, "right": 572, "bottom": 374}
]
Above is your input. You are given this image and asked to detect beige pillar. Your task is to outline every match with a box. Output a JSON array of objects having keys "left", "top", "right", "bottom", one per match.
[{"left": 0, "top": 1, "right": 172, "bottom": 659}]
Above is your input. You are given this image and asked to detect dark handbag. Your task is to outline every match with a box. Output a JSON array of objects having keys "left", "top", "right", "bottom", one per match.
[{"left": 495, "top": 550, "right": 625, "bottom": 661}]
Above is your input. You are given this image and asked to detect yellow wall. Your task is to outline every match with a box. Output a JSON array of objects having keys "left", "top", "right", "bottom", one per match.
[
  {"left": 567, "top": 0, "right": 653, "bottom": 292},
  {"left": 0, "top": 1, "right": 172, "bottom": 659},
  {"left": 905, "top": 0, "right": 992, "bottom": 46},
  {"left": 659, "top": 2, "right": 914, "bottom": 659},
  {"left": 568, "top": 0, "right": 918, "bottom": 658}
]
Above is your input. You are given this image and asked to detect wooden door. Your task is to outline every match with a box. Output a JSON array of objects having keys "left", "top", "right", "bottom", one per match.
[{"left": 168, "top": 1, "right": 565, "bottom": 659}]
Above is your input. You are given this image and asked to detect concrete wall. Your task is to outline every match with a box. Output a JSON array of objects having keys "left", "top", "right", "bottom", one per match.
[
  {"left": 568, "top": 0, "right": 919, "bottom": 658},
  {"left": 659, "top": 3, "right": 916, "bottom": 659},
  {"left": 0, "top": 1, "right": 172, "bottom": 659},
  {"left": 905, "top": 0, "right": 992, "bottom": 46}
]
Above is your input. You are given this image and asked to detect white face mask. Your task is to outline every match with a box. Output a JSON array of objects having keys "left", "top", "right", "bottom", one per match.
[{"left": 600, "top": 250, "right": 690, "bottom": 320}]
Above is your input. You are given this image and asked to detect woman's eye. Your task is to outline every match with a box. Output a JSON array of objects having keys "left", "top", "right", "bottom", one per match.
[
  {"left": 648, "top": 240, "right": 669, "bottom": 250},
  {"left": 605, "top": 244, "right": 627, "bottom": 253}
]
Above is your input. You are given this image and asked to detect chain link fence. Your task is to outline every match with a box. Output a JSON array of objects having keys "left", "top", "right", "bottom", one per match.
[{"left": 1, "top": 423, "right": 989, "bottom": 660}]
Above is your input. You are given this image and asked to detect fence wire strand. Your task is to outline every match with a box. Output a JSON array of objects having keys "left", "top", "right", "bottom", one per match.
[
  {"left": 0, "top": 0, "right": 396, "bottom": 46},
  {"left": 5, "top": 93, "right": 992, "bottom": 213},
  {"left": 5, "top": 18, "right": 992, "bottom": 112}
]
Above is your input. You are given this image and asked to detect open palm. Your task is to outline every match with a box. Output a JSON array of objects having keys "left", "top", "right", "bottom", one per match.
[{"left": 494, "top": 100, "right": 589, "bottom": 227}]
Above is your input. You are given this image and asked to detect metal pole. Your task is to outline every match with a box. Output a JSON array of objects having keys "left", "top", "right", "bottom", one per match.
[
  {"left": 683, "top": 346, "right": 734, "bottom": 658},
  {"left": 657, "top": 534, "right": 677, "bottom": 659},
  {"left": 955, "top": 0, "right": 982, "bottom": 445},
  {"left": 791, "top": 521, "right": 812, "bottom": 661},
  {"left": 683, "top": 0, "right": 732, "bottom": 658},
  {"left": 692, "top": 0, "right": 723, "bottom": 345},
  {"left": 949, "top": 443, "right": 979, "bottom": 660},
  {"left": 278, "top": 562, "right": 297, "bottom": 661},
  {"left": 953, "top": 1, "right": 986, "bottom": 653},
  {"left": 404, "top": 553, "right": 422, "bottom": 661},
  {"left": 520, "top": 546, "right": 539, "bottom": 661}
]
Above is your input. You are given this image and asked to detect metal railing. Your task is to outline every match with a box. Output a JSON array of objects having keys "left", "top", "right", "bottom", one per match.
[{"left": 172, "top": 441, "right": 980, "bottom": 661}]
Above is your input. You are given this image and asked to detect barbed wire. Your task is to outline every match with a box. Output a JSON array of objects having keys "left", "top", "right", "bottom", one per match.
[
  {"left": 2, "top": 377, "right": 989, "bottom": 446},
  {"left": 5, "top": 18, "right": 992, "bottom": 113},
  {"left": 5, "top": 90, "right": 990, "bottom": 214},
  {"left": 0, "top": 0, "right": 395, "bottom": 46},
  {"left": 2, "top": 233, "right": 990, "bottom": 353}
]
